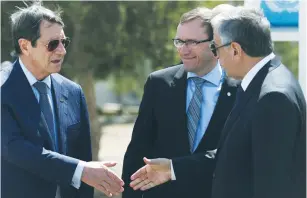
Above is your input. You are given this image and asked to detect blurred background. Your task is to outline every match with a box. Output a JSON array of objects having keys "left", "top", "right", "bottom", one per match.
[{"left": 1, "top": 1, "right": 303, "bottom": 197}]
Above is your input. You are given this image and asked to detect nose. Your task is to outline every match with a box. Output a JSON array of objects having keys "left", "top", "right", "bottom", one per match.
[
  {"left": 178, "top": 44, "right": 191, "bottom": 54},
  {"left": 55, "top": 41, "right": 67, "bottom": 55}
]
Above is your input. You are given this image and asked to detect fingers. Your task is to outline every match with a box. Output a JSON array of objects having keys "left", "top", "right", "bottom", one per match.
[
  {"left": 82, "top": 161, "right": 124, "bottom": 196},
  {"left": 107, "top": 168, "right": 125, "bottom": 186},
  {"left": 140, "top": 182, "right": 156, "bottom": 191},
  {"left": 131, "top": 166, "right": 147, "bottom": 180},
  {"left": 103, "top": 169, "right": 124, "bottom": 195},
  {"left": 103, "top": 161, "right": 117, "bottom": 167},
  {"left": 130, "top": 177, "right": 142, "bottom": 188},
  {"left": 133, "top": 179, "right": 151, "bottom": 190},
  {"left": 94, "top": 183, "right": 112, "bottom": 197}
]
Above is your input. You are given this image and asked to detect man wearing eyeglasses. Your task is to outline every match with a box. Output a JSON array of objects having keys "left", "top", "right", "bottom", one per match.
[
  {"left": 122, "top": 6, "right": 239, "bottom": 198},
  {"left": 129, "top": 6, "right": 306, "bottom": 198},
  {"left": 1, "top": 3, "right": 124, "bottom": 198}
]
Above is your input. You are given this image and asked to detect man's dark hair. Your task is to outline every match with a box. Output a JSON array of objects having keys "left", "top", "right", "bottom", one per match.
[{"left": 10, "top": 2, "right": 64, "bottom": 55}]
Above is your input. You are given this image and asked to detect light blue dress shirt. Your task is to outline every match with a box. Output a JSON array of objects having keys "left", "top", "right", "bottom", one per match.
[
  {"left": 19, "top": 58, "right": 83, "bottom": 197},
  {"left": 186, "top": 63, "right": 225, "bottom": 152}
]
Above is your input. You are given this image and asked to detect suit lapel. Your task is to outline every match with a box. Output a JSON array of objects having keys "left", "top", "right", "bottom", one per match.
[
  {"left": 196, "top": 76, "right": 238, "bottom": 150},
  {"left": 218, "top": 58, "right": 281, "bottom": 150},
  {"left": 7, "top": 61, "right": 55, "bottom": 150},
  {"left": 170, "top": 65, "right": 190, "bottom": 152},
  {"left": 51, "top": 74, "right": 68, "bottom": 154}
]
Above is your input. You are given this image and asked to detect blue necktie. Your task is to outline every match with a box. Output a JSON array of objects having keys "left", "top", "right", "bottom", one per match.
[
  {"left": 33, "top": 81, "right": 57, "bottom": 151},
  {"left": 187, "top": 77, "right": 205, "bottom": 153}
]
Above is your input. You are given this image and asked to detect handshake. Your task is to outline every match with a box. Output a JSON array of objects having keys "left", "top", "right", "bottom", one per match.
[{"left": 82, "top": 157, "right": 171, "bottom": 197}]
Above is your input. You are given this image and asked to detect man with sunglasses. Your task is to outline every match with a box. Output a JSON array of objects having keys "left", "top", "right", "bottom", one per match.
[
  {"left": 122, "top": 6, "right": 238, "bottom": 198},
  {"left": 1, "top": 3, "right": 124, "bottom": 198}
]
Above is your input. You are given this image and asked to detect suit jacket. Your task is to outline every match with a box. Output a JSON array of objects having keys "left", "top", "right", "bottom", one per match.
[
  {"left": 1, "top": 60, "right": 94, "bottom": 198},
  {"left": 211, "top": 58, "right": 306, "bottom": 198},
  {"left": 122, "top": 64, "right": 239, "bottom": 198}
]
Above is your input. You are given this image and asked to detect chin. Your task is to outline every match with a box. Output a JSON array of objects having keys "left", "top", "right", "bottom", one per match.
[
  {"left": 51, "top": 66, "right": 62, "bottom": 74},
  {"left": 183, "top": 63, "right": 197, "bottom": 72}
]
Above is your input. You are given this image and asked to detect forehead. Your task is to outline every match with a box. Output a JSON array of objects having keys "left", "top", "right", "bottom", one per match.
[
  {"left": 176, "top": 19, "right": 208, "bottom": 39},
  {"left": 39, "top": 20, "right": 65, "bottom": 41}
]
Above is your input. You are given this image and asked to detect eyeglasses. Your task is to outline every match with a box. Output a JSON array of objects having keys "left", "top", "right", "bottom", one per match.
[
  {"left": 210, "top": 41, "right": 232, "bottom": 56},
  {"left": 44, "top": 38, "right": 71, "bottom": 52},
  {"left": 172, "top": 38, "right": 211, "bottom": 48}
]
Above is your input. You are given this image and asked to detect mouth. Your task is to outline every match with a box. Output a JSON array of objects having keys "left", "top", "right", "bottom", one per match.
[
  {"left": 51, "top": 59, "right": 62, "bottom": 64},
  {"left": 183, "top": 57, "right": 196, "bottom": 60}
]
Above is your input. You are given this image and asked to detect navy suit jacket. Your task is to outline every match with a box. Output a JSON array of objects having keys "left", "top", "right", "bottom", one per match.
[{"left": 1, "top": 60, "right": 94, "bottom": 198}]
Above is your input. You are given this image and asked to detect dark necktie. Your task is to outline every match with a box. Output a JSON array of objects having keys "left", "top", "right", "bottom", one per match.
[
  {"left": 33, "top": 81, "right": 57, "bottom": 151},
  {"left": 187, "top": 77, "right": 206, "bottom": 153},
  {"left": 234, "top": 85, "right": 244, "bottom": 106}
]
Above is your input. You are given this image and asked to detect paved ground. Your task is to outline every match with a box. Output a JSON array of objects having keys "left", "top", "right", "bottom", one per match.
[{"left": 94, "top": 123, "right": 134, "bottom": 198}]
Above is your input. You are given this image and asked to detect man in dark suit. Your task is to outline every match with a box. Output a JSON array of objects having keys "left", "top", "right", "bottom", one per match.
[
  {"left": 1, "top": 4, "right": 124, "bottom": 198},
  {"left": 129, "top": 6, "right": 306, "bottom": 198},
  {"left": 122, "top": 7, "right": 238, "bottom": 198},
  {"left": 208, "top": 7, "right": 306, "bottom": 198}
]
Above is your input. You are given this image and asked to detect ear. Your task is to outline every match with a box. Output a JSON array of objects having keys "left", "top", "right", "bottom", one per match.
[
  {"left": 18, "top": 39, "right": 31, "bottom": 56},
  {"left": 230, "top": 42, "right": 242, "bottom": 57}
]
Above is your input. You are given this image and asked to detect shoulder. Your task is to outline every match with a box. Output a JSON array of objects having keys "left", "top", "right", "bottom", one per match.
[
  {"left": 51, "top": 73, "right": 82, "bottom": 93},
  {"left": 261, "top": 64, "right": 303, "bottom": 97},
  {"left": 149, "top": 64, "right": 184, "bottom": 81},
  {"left": 259, "top": 64, "right": 305, "bottom": 109},
  {"left": 1, "top": 62, "right": 13, "bottom": 87}
]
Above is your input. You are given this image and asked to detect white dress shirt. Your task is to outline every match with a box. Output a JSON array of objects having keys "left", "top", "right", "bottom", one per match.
[{"left": 241, "top": 53, "right": 275, "bottom": 91}]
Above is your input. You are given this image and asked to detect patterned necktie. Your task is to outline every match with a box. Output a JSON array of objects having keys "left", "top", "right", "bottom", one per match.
[
  {"left": 187, "top": 77, "right": 206, "bottom": 152},
  {"left": 33, "top": 81, "right": 57, "bottom": 151}
]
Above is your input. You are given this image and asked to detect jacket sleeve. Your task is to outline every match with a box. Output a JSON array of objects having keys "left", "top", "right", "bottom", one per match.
[
  {"left": 122, "top": 75, "right": 157, "bottom": 198},
  {"left": 1, "top": 103, "right": 80, "bottom": 186}
]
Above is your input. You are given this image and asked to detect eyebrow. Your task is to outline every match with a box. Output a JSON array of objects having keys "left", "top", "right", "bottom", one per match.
[{"left": 47, "top": 36, "right": 66, "bottom": 42}]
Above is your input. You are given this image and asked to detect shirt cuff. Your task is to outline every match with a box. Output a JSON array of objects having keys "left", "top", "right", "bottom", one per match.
[
  {"left": 71, "top": 160, "right": 86, "bottom": 189},
  {"left": 170, "top": 160, "right": 176, "bottom": 180}
]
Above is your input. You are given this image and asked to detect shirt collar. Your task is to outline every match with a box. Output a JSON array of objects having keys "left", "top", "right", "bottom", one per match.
[
  {"left": 19, "top": 58, "right": 51, "bottom": 89},
  {"left": 187, "top": 62, "right": 223, "bottom": 86},
  {"left": 241, "top": 52, "right": 275, "bottom": 91}
]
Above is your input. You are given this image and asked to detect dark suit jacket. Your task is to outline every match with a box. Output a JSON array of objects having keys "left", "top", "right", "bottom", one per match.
[
  {"left": 1, "top": 60, "right": 94, "bottom": 198},
  {"left": 122, "top": 64, "right": 239, "bottom": 198},
  {"left": 211, "top": 58, "right": 306, "bottom": 198}
]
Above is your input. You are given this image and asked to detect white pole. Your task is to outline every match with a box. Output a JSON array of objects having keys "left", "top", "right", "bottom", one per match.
[{"left": 299, "top": 0, "right": 307, "bottom": 97}]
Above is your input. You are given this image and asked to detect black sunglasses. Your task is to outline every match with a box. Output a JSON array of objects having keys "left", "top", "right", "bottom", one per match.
[
  {"left": 45, "top": 38, "right": 71, "bottom": 52},
  {"left": 210, "top": 41, "right": 232, "bottom": 56}
]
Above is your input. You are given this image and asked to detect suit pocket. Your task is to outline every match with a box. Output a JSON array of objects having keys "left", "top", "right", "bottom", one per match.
[
  {"left": 67, "top": 122, "right": 81, "bottom": 130},
  {"left": 66, "top": 122, "right": 81, "bottom": 140}
]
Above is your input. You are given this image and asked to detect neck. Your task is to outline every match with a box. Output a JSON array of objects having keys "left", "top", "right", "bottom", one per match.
[
  {"left": 19, "top": 55, "right": 48, "bottom": 80},
  {"left": 239, "top": 56, "right": 265, "bottom": 79},
  {"left": 195, "top": 60, "right": 217, "bottom": 77}
]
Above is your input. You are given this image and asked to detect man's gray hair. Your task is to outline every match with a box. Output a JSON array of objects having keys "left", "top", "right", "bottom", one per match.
[
  {"left": 212, "top": 4, "right": 235, "bottom": 18},
  {"left": 211, "top": 6, "right": 273, "bottom": 57}
]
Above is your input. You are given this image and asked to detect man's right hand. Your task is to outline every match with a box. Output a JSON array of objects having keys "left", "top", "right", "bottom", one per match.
[
  {"left": 130, "top": 157, "right": 172, "bottom": 191},
  {"left": 81, "top": 161, "right": 124, "bottom": 197}
]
